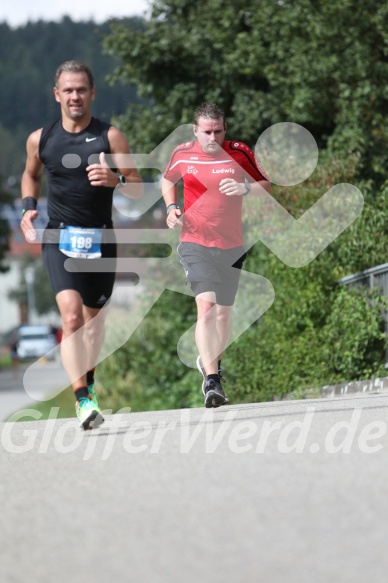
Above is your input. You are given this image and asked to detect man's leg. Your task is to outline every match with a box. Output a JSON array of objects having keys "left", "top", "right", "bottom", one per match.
[
  {"left": 56, "top": 289, "right": 103, "bottom": 429},
  {"left": 82, "top": 303, "right": 108, "bottom": 407},
  {"left": 215, "top": 303, "right": 233, "bottom": 373},
  {"left": 195, "top": 292, "right": 233, "bottom": 375},
  {"left": 56, "top": 289, "right": 87, "bottom": 389},
  {"left": 195, "top": 292, "right": 231, "bottom": 407}
]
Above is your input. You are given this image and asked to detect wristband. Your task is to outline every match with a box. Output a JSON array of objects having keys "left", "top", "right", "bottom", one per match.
[
  {"left": 22, "top": 197, "right": 38, "bottom": 215},
  {"left": 166, "top": 203, "right": 180, "bottom": 215}
]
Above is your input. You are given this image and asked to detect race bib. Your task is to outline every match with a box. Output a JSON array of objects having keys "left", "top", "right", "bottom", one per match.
[{"left": 59, "top": 226, "right": 102, "bottom": 259}]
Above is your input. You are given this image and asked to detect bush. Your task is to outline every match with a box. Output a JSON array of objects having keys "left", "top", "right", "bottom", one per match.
[{"left": 97, "top": 155, "right": 388, "bottom": 410}]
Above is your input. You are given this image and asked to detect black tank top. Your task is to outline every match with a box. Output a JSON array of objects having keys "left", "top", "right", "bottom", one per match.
[{"left": 39, "top": 117, "right": 114, "bottom": 228}]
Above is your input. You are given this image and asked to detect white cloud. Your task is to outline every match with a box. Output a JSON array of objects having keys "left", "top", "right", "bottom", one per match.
[{"left": 0, "top": 0, "right": 151, "bottom": 28}]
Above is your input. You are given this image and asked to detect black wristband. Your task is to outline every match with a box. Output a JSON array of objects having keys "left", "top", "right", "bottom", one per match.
[
  {"left": 166, "top": 203, "right": 179, "bottom": 215},
  {"left": 22, "top": 197, "right": 38, "bottom": 215}
]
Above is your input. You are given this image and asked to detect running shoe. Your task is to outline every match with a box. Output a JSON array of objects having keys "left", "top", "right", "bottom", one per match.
[
  {"left": 203, "top": 378, "right": 229, "bottom": 408},
  {"left": 75, "top": 398, "right": 104, "bottom": 430},
  {"left": 196, "top": 355, "right": 225, "bottom": 395},
  {"left": 87, "top": 383, "right": 100, "bottom": 409}
]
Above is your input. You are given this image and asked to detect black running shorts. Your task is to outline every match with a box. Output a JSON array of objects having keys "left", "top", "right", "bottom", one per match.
[
  {"left": 177, "top": 242, "right": 247, "bottom": 306},
  {"left": 42, "top": 229, "right": 117, "bottom": 309}
]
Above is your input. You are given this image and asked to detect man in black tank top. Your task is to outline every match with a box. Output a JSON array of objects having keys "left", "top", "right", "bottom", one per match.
[{"left": 20, "top": 60, "right": 143, "bottom": 429}]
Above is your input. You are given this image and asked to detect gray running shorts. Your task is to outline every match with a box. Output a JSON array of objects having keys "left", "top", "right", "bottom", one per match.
[{"left": 177, "top": 242, "right": 247, "bottom": 306}]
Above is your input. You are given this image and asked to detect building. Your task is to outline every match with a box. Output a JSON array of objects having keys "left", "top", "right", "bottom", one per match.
[{"left": 0, "top": 199, "right": 49, "bottom": 334}]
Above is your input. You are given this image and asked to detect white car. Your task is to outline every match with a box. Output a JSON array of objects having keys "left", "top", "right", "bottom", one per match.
[{"left": 17, "top": 325, "right": 58, "bottom": 360}]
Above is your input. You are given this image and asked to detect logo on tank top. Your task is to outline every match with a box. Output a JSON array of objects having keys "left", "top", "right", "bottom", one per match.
[{"left": 187, "top": 165, "right": 198, "bottom": 174}]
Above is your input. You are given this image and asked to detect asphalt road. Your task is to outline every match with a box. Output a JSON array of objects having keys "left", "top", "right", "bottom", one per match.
[
  {"left": 0, "top": 358, "right": 69, "bottom": 421},
  {"left": 1, "top": 391, "right": 388, "bottom": 583}
]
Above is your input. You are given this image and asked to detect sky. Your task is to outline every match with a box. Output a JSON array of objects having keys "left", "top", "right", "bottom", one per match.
[{"left": 0, "top": 0, "right": 151, "bottom": 28}]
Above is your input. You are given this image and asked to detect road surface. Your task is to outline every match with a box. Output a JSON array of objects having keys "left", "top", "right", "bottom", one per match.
[
  {"left": 0, "top": 357, "right": 69, "bottom": 421},
  {"left": 1, "top": 391, "right": 388, "bottom": 582}
]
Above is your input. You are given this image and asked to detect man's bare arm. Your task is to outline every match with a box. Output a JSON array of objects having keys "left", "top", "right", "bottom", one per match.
[{"left": 20, "top": 129, "right": 44, "bottom": 242}]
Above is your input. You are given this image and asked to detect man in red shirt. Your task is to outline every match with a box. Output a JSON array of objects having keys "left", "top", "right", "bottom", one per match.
[{"left": 162, "top": 103, "right": 271, "bottom": 407}]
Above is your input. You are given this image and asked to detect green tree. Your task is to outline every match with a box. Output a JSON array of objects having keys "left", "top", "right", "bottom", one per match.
[
  {"left": 96, "top": 0, "right": 388, "bottom": 409},
  {"left": 0, "top": 124, "right": 22, "bottom": 179},
  {"left": 104, "top": 0, "right": 388, "bottom": 181},
  {"left": 0, "top": 179, "right": 11, "bottom": 273}
]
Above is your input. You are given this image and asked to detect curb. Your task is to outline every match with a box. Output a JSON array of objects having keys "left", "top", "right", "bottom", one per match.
[{"left": 320, "top": 376, "right": 388, "bottom": 398}]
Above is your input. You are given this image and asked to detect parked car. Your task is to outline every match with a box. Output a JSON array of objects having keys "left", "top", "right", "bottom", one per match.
[{"left": 17, "top": 325, "right": 58, "bottom": 360}]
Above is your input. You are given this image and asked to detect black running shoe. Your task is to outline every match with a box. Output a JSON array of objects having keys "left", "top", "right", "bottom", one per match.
[
  {"left": 204, "top": 378, "right": 229, "bottom": 408},
  {"left": 196, "top": 355, "right": 225, "bottom": 393}
]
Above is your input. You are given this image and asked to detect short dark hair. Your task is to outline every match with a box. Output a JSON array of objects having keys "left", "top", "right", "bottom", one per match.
[
  {"left": 194, "top": 103, "right": 226, "bottom": 126},
  {"left": 54, "top": 60, "right": 94, "bottom": 88}
]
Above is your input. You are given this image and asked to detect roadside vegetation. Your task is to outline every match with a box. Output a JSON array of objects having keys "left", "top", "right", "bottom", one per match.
[{"left": 97, "top": 0, "right": 388, "bottom": 411}]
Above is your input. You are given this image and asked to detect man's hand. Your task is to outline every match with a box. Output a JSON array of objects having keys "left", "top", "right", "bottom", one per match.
[
  {"left": 166, "top": 207, "right": 183, "bottom": 229},
  {"left": 21, "top": 209, "right": 39, "bottom": 242},
  {"left": 86, "top": 152, "right": 118, "bottom": 187},
  {"left": 219, "top": 178, "right": 247, "bottom": 196}
]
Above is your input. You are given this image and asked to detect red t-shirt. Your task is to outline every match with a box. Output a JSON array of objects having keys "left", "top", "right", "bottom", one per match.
[{"left": 164, "top": 140, "right": 268, "bottom": 249}]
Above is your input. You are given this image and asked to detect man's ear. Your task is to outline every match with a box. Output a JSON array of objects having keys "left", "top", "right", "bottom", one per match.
[
  {"left": 192, "top": 124, "right": 198, "bottom": 135},
  {"left": 53, "top": 87, "right": 60, "bottom": 103}
]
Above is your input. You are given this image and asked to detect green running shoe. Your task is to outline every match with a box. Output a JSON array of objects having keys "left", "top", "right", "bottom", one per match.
[
  {"left": 87, "top": 383, "right": 100, "bottom": 409},
  {"left": 76, "top": 398, "right": 104, "bottom": 430}
]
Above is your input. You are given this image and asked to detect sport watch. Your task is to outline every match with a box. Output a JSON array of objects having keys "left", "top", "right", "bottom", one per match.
[
  {"left": 117, "top": 173, "right": 126, "bottom": 185},
  {"left": 242, "top": 182, "right": 252, "bottom": 196}
]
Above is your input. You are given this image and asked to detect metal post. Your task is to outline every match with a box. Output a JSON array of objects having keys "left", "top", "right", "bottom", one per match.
[{"left": 24, "top": 266, "right": 35, "bottom": 324}]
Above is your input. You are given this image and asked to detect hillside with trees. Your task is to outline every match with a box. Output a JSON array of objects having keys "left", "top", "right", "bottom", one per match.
[{"left": 0, "top": 16, "right": 144, "bottom": 182}]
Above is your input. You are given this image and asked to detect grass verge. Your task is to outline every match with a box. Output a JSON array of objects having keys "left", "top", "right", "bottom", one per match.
[
  {"left": 6, "top": 388, "right": 75, "bottom": 422},
  {"left": 0, "top": 354, "right": 12, "bottom": 370}
]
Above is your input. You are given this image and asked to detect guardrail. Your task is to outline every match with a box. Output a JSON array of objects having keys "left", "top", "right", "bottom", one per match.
[{"left": 339, "top": 263, "right": 388, "bottom": 367}]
